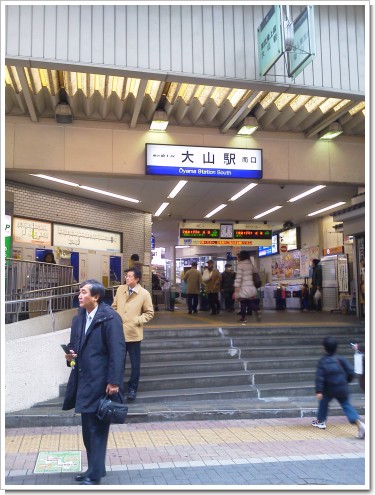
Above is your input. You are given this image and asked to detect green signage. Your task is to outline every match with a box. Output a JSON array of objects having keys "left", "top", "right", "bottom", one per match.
[
  {"left": 234, "top": 229, "right": 272, "bottom": 240},
  {"left": 180, "top": 228, "right": 220, "bottom": 239},
  {"left": 257, "top": 5, "right": 283, "bottom": 76},
  {"left": 287, "top": 6, "right": 316, "bottom": 78},
  {"left": 5, "top": 215, "right": 11, "bottom": 265}
]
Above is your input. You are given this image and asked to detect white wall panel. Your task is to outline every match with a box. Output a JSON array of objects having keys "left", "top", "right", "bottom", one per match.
[
  {"left": 5, "top": 5, "right": 366, "bottom": 95},
  {"left": 202, "top": 6, "right": 214, "bottom": 76}
]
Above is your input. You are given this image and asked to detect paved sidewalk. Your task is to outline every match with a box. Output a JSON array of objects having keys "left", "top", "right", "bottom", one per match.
[{"left": 5, "top": 416, "right": 367, "bottom": 489}]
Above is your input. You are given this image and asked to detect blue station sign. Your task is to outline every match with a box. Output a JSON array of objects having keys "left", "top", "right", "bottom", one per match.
[{"left": 146, "top": 144, "right": 262, "bottom": 179}]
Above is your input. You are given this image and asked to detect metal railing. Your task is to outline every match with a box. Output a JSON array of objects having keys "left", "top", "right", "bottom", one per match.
[
  {"left": 5, "top": 289, "right": 79, "bottom": 326},
  {"left": 5, "top": 258, "right": 77, "bottom": 323}
]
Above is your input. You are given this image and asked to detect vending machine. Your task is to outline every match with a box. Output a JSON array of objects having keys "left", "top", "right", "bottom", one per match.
[{"left": 320, "top": 254, "right": 349, "bottom": 311}]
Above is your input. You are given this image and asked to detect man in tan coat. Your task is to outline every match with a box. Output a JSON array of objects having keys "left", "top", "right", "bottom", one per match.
[
  {"left": 112, "top": 267, "right": 154, "bottom": 400},
  {"left": 183, "top": 261, "right": 202, "bottom": 314},
  {"left": 204, "top": 260, "right": 222, "bottom": 315}
]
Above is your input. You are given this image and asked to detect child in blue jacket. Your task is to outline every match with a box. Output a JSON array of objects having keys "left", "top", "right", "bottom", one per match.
[{"left": 312, "top": 336, "right": 365, "bottom": 438}]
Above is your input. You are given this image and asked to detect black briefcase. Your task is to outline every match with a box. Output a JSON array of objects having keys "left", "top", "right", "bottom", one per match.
[{"left": 96, "top": 394, "right": 128, "bottom": 424}]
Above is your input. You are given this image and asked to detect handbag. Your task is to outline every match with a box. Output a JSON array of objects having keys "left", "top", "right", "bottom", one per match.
[
  {"left": 96, "top": 394, "right": 128, "bottom": 424},
  {"left": 253, "top": 271, "right": 261, "bottom": 289}
]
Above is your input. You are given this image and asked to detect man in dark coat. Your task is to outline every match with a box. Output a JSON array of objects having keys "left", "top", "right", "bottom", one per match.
[
  {"left": 62, "top": 279, "right": 126, "bottom": 485},
  {"left": 311, "top": 336, "right": 365, "bottom": 439}
]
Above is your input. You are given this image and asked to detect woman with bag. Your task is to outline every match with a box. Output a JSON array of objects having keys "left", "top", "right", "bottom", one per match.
[{"left": 234, "top": 251, "right": 261, "bottom": 323}]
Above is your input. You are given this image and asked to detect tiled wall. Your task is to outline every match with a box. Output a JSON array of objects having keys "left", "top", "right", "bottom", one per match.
[{"left": 6, "top": 180, "right": 152, "bottom": 288}]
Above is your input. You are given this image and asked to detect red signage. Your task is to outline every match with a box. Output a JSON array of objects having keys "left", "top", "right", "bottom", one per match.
[{"left": 280, "top": 244, "right": 288, "bottom": 253}]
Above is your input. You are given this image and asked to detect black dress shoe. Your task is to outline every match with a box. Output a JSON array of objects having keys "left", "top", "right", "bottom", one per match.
[
  {"left": 76, "top": 471, "right": 106, "bottom": 482},
  {"left": 80, "top": 477, "right": 101, "bottom": 485},
  {"left": 75, "top": 472, "right": 88, "bottom": 482}
]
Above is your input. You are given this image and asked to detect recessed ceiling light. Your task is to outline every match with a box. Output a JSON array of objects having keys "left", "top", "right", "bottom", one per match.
[
  {"left": 288, "top": 185, "right": 326, "bottom": 202},
  {"left": 204, "top": 204, "right": 227, "bottom": 218},
  {"left": 154, "top": 202, "right": 170, "bottom": 217},
  {"left": 307, "top": 202, "right": 346, "bottom": 216},
  {"left": 229, "top": 183, "right": 257, "bottom": 201},
  {"left": 30, "top": 174, "right": 79, "bottom": 187},
  {"left": 253, "top": 205, "right": 283, "bottom": 219},
  {"left": 79, "top": 185, "right": 140, "bottom": 203},
  {"left": 167, "top": 181, "right": 188, "bottom": 199}
]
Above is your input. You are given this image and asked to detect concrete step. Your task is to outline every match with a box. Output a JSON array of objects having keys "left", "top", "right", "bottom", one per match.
[
  {"left": 5, "top": 392, "right": 366, "bottom": 428},
  {"left": 5, "top": 324, "right": 365, "bottom": 428}
]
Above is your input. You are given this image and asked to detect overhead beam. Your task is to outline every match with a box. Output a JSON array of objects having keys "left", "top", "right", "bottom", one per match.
[
  {"left": 220, "top": 91, "right": 265, "bottom": 133},
  {"left": 15, "top": 66, "right": 38, "bottom": 122},
  {"left": 304, "top": 101, "right": 359, "bottom": 138},
  {"left": 130, "top": 79, "right": 148, "bottom": 129}
]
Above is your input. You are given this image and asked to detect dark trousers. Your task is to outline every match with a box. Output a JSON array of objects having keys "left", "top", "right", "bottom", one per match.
[
  {"left": 223, "top": 290, "right": 234, "bottom": 310},
  {"left": 240, "top": 298, "right": 259, "bottom": 318},
  {"left": 187, "top": 293, "right": 199, "bottom": 312},
  {"left": 207, "top": 293, "right": 220, "bottom": 314},
  {"left": 81, "top": 412, "right": 110, "bottom": 480},
  {"left": 126, "top": 341, "right": 141, "bottom": 392}
]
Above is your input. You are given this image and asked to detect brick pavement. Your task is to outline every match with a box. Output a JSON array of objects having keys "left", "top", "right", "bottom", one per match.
[{"left": 4, "top": 416, "right": 367, "bottom": 489}]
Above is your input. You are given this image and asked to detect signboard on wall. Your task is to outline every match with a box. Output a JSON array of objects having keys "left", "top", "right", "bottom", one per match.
[
  {"left": 257, "top": 5, "right": 284, "bottom": 76},
  {"left": 179, "top": 222, "right": 272, "bottom": 247},
  {"left": 53, "top": 224, "right": 122, "bottom": 252},
  {"left": 300, "top": 246, "right": 320, "bottom": 277},
  {"left": 13, "top": 217, "right": 52, "bottom": 245},
  {"left": 287, "top": 6, "right": 316, "bottom": 78},
  {"left": 5, "top": 215, "right": 12, "bottom": 260},
  {"left": 146, "top": 144, "right": 262, "bottom": 179}
]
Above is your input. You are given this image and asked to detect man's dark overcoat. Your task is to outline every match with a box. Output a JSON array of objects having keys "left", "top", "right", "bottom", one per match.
[{"left": 62, "top": 302, "right": 126, "bottom": 412}]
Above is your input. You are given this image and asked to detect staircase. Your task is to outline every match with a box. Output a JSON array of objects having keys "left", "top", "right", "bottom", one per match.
[{"left": 6, "top": 324, "right": 366, "bottom": 427}]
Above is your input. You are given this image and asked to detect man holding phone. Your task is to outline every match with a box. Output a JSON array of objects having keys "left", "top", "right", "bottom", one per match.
[{"left": 62, "top": 279, "right": 126, "bottom": 485}]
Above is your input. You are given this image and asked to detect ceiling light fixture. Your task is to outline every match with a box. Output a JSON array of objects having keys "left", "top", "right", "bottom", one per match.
[
  {"left": 288, "top": 185, "right": 326, "bottom": 202},
  {"left": 150, "top": 110, "right": 169, "bottom": 131},
  {"left": 175, "top": 245, "right": 190, "bottom": 249},
  {"left": 253, "top": 205, "right": 283, "bottom": 219},
  {"left": 55, "top": 102, "right": 73, "bottom": 124},
  {"left": 319, "top": 122, "right": 343, "bottom": 140},
  {"left": 237, "top": 116, "right": 259, "bottom": 136},
  {"left": 30, "top": 174, "right": 79, "bottom": 187},
  {"left": 30, "top": 174, "right": 140, "bottom": 203},
  {"left": 80, "top": 185, "right": 140, "bottom": 203},
  {"left": 167, "top": 180, "right": 188, "bottom": 198},
  {"left": 229, "top": 183, "right": 258, "bottom": 201},
  {"left": 154, "top": 202, "right": 170, "bottom": 217},
  {"left": 307, "top": 202, "right": 346, "bottom": 216},
  {"left": 204, "top": 204, "right": 227, "bottom": 218}
]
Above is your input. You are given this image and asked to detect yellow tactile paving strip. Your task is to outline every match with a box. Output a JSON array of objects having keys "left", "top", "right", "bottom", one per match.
[{"left": 6, "top": 423, "right": 359, "bottom": 454}]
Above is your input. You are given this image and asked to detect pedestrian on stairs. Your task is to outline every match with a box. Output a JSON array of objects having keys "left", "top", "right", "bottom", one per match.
[{"left": 311, "top": 336, "right": 365, "bottom": 439}]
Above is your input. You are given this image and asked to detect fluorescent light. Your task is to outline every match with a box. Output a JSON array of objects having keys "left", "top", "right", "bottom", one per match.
[
  {"left": 30, "top": 174, "right": 79, "bottom": 187},
  {"left": 307, "top": 202, "right": 346, "bottom": 217},
  {"left": 80, "top": 185, "right": 140, "bottom": 203},
  {"left": 253, "top": 205, "right": 283, "bottom": 219},
  {"left": 288, "top": 185, "right": 326, "bottom": 203},
  {"left": 204, "top": 204, "right": 227, "bottom": 218},
  {"left": 175, "top": 245, "right": 190, "bottom": 249},
  {"left": 30, "top": 174, "right": 140, "bottom": 203},
  {"left": 168, "top": 180, "right": 188, "bottom": 198},
  {"left": 237, "top": 116, "right": 259, "bottom": 136},
  {"left": 150, "top": 110, "right": 169, "bottom": 131},
  {"left": 229, "top": 183, "right": 257, "bottom": 201},
  {"left": 320, "top": 122, "right": 343, "bottom": 140},
  {"left": 154, "top": 202, "right": 170, "bottom": 217}
]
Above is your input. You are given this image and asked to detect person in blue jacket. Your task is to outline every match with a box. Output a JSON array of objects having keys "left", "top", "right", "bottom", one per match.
[
  {"left": 311, "top": 336, "right": 365, "bottom": 439},
  {"left": 62, "top": 279, "right": 126, "bottom": 485}
]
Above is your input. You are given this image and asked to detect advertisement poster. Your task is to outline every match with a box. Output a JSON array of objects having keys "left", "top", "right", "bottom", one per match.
[{"left": 300, "top": 246, "right": 320, "bottom": 277}]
